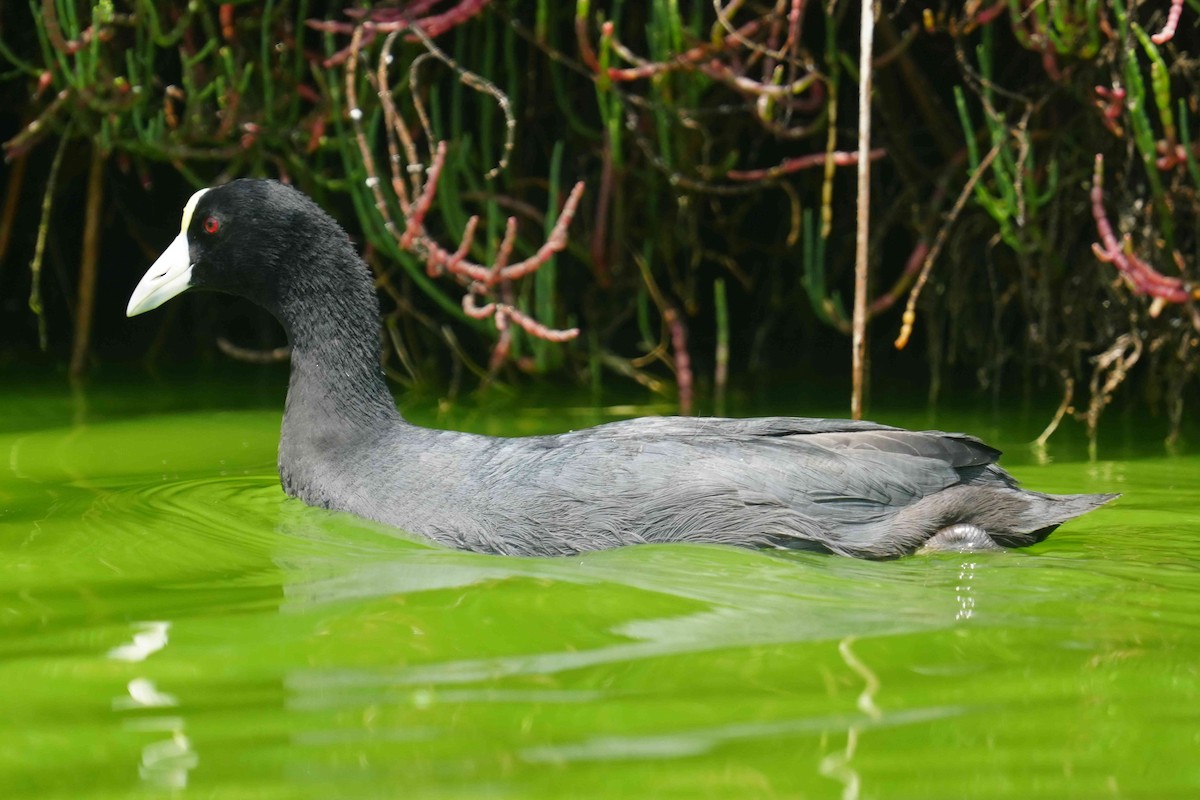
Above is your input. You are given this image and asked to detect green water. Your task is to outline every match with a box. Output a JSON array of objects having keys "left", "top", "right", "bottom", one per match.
[{"left": 2, "top": 375, "right": 1198, "bottom": 799}]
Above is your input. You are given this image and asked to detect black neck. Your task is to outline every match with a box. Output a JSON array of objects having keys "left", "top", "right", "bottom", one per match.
[{"left": 273, "top": 242, "right": 402, "bottom": 430}]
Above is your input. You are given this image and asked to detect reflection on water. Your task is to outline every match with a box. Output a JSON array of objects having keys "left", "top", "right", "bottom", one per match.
[
  {"left": 114, "top": 678, "right": 177, "bottom": 710},
  {"left": 1, "top": 385, "right": 1198, "bottom": 798},
  {"left": 107, "top": 622, "right": 170, "bottom": 663},
  {"left": 125, "top": 717, "right": 197, "bottom": 790},
  {"left": 107, "top": 621, "right": 198, "bottom": 790},
  {"left": 816, "top": 636, "right": 884, "bottom": 800}
]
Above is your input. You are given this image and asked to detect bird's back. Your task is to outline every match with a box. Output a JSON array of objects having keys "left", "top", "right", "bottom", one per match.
[{"left": 407, "top": 415, "right": 1075, "bottom": 558}]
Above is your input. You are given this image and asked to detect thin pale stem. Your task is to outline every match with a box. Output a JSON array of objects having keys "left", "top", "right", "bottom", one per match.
[{"left": 851, "top": 0, "right": 876, "bottom": 420}]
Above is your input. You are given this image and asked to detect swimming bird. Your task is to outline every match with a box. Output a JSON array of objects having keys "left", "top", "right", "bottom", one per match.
[{"left": 127, "top": 180, "right": 1116, "bottom": 558}]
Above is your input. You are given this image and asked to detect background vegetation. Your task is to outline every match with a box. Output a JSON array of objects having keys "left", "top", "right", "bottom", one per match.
[{"left": 1, "top": 0, "right": 1197, "bottom": 445}]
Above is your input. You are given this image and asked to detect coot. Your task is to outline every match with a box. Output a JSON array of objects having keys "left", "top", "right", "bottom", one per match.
[{"left": 127, "top": 180, "right": 1115, "bottom": 558}]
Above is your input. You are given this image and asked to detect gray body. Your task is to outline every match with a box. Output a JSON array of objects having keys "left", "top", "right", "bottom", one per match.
[
  {"left": 131, "top": 180, "right": 1116, "bottom": 559},
  {"left": 280, "top": 386, "right": 1109, "bottom": 558}
]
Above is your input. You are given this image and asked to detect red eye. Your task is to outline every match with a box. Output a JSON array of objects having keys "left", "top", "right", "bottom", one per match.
[{"left": 203, "top": 216, "right": 220, "bottom": 234}]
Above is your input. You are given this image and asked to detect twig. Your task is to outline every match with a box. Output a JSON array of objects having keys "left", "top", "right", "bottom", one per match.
[
  {"left": 894, "top": 140, "right": 1004, "bottom": 350},
  {"left": 1086, "top": 333, "right": 1142, "bottom": 448},
  {"left": 725, "top": 149, "right": 885, "bottom": 182},
  {"left": 216, "top": 337, "right": 291, "bottom": 364},
  {"left": 69, "top": 146, "right": 106, "bottom": 379},
  {"left": 29, "top": 125, "right": 71, "bottom": 351},
  {"left": 714, "top": 278, "right": 730, "bottom": 414},
  {"left": 377, "top": 32, "right": 414, "bottom": 213},
  {"left": 1034, "top": 373, "right": 1074, "bottom": 447},
  {"left": 851, "top": 0, "right": 876, "bottom": 421},
  {"left": 0, "top": 153, "right": 27, "bottom": 272},
  {"left": 404, "top": 17, "right": 514, "bottom": 179},
  {"left": 606, "top": 16, "right": 764, "bottom": 80},
  {"left": 2, "top": 89, "right": 70, "bottom": 157},
  {"left": 663, "top": 306, "right": 693, "bottom": 415}
]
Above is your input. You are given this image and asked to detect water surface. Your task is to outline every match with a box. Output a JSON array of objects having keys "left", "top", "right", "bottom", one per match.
[{"left": 2, "top": 374, "right": 1197, "bottom": 798}]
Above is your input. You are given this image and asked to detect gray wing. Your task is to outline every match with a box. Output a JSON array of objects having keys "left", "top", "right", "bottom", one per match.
[
  {"left": 559, "top": 415, "right": 1000, "bottom": 468},
  {"left": 474, "top": 416, "right": 1010, "bottom": 557}
]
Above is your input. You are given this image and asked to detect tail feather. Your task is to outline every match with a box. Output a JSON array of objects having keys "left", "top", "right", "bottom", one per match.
[{"left": 993, "top": 491, "right": 1119, "bottom": 547}]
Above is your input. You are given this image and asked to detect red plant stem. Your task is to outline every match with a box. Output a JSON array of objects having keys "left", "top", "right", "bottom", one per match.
[
  {"left": 590, "top": 136, "right": 614, "bottom": 286},
  {"left": 971, "top": 0, "right": 1008, "bottom": 26},
  {"left": 404, "top": 0, "right": 491, "bottom": 38},
  {"left": 488, "top": 325, "right": 513, "bottom": 373},
  {"left": 462, "top": 294, "right": 579, "bottom": 342},
  {"left": 606, "top": 18, "right": 763, "bottom": 81},
  {"left": 220, "top": 4, "right": 235, "bottom": 41},
  {"left": 1094, "top": 85, "right": 1125, "bottom": 136},
  {"left": 312, "top": 0, "right": 492, "bottom": 65},
  {"left": 69, "top": 146, "right": 105, "bottom": 379},
  {"left": 726, "top": 148, "right": 885, "bottom": 181},
  {"left": 1090, "top": 154, "right": 1193, "bottom": 303},
  {"left": 576, "top": 10, "right": 600, "bottom": 73},
  {"left": 786, "top": 0, "right": 806, "bottom": 52},
  {"left": 503, "top": 306, "right": 579, "bottom": 342},
  {"left": 463, "top": 293, "right": 495, "bottom": 319},
  {"left": 400, "top": 142, "right": 448, "bottom": 249},
  {"left": 1040, "top": 49, "right": 1062, "bottom": 82},
  {"left": 343, "top": 24, "right": 583, "bottom": 352},
  {"left": 491, "top": 217, "right": 519, "bottom": 277},
  {"left": 870, "top": 239, "right": 928, "bottom": 316},
  {"left": 407, "top": 170, "right": 584, "bottom": 288},
  {"left": 346, "top": 1, "right": 442, "bottom": 20},
  {"left": 663, "top": 306, "right": 692, "bottom": 415},
  {"left": 497, "top": 182, "right": 585, "bottom": 281},
  {"left": 311, "top": 0, "right": 491, "bottom": 39},
  {"left": 437, "top": 216, "right": 478, "bottom": 276},
  {"left": 1154, "top": 141, "right": 1200, "bottom": 171},
  {"left": 1152, "top": 0, "right": 1184, "bottom": 45},
  {"left": 695, "top": 58, "right": 818, "bottom": 100},
  {"left": 0, "top": 153, "right": 26, "bottom": 266},
  {"left": 41, "top": 0, "right": 112, "bottom": 54}
]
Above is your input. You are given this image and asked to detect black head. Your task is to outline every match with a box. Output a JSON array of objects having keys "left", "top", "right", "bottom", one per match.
[{"left": 127, "top": 179, "right": 361, "bottom": 321}]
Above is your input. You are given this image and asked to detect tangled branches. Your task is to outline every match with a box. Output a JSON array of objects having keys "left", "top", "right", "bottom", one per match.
[
  {"left": 340, "top": 23, "right": 583, "bottom": 373},
  {"left": 310, "top": 1, "right": 494, "bottom": 66}
]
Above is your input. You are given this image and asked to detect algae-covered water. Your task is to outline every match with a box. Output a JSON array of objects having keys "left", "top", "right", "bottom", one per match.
[{"left": 2, "top": 372, "right": 1198, "bottom": 798}]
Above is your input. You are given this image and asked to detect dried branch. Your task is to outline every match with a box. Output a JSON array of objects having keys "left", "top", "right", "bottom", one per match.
[
  {"left": 894, "top": 140, "right": 1004, "bottom": 350},
  {"left": 216, "top": 337, "right": 292, "bottom": 364},
  {"left": 851, "top": 0, "right": 876, "bottom": 421},
  {"left": 28, "top": 124, "right": 71, "bottom": 351},
  {"left": 1086, "top": 332, "right": 1142, "bottom": 445}
]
